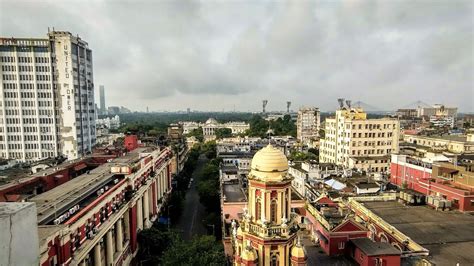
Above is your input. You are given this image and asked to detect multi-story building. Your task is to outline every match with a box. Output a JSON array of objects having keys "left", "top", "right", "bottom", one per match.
[
  {"left": 96, "top": 115, "right": 120, "bottom": 130},
  {"left": 390, "top": 153, "right": 474, "bottom": 212},
  {"left": 319, "top": 106, "right": 399, "bottom": 173},
  {"left": 181, "top": 118, "right": 250, "bottom": 141},
  {"left": 33, "top": 146, "right": 174, "bottom": 266},
  {"left": 0, "top": 31, "right": 96, "bottom": 162},
  {"left": 99, "top": 85, "right": 106, "bottom": 115},
  {"left": 296, "top": 107, "right": 320, "bottom": 144},
  {"left": 403, "top": 133, "right": 474, "bottom": 154}
]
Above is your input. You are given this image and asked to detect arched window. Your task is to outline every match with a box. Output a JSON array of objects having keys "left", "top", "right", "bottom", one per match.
[
  {"left": 255, "top": 198, "right": 261, "bottom": 220},
  {"left": 270, "top": 254, "right": 279, "bottom": 266},
  {"left": 270, "top": 200, "right": 277, "bottom": 223}
]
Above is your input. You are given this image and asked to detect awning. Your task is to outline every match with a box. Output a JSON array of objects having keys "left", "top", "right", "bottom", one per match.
[
  {"left": 315, "top": 230, "right": 328, "bottom": 243},
  {"left": 74, "top": 163, "right": 87, "bottom": 171}
]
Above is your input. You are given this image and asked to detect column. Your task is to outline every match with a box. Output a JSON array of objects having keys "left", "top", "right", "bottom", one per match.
[
  {"left": 116, "top": 219, "right": 124, "bottom": 252},
  {"left": 124, "top": 210, "right": 131, "bottom": 241},
  {"left": 137, "top": 198, "right": 143, "bottom": 230},
  {"left": 94, "top": 243, "right": 102, "bottom": 266},
  {"left": 143, "top": 189, "right": 150, "bottom": 226},
  {"left": 106, "top": 230, "right": 114, "bottom": 266}
]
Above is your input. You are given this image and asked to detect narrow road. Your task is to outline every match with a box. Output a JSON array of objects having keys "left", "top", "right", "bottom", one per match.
[{"left": 175, "top": 154, "right": 208, "bottom": 240}]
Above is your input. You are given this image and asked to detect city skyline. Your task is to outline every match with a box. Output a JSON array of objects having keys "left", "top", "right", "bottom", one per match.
[{"left": 1, "top": 0, "right": 472, "bottom": 112}]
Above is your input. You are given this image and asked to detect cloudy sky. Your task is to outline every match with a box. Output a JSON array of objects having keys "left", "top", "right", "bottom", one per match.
[{"left": 1, "top": 0, "right": 473, "bottom": 112}]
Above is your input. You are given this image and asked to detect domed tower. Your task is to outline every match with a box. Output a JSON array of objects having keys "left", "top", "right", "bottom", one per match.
[{"left": 233, "top": 144, "right": 304, "bottom": 266}]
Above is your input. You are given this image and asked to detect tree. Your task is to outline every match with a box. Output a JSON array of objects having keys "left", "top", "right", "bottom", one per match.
[
  {"left": 187, "top": 127, "right": 204, "bottom": 142},
  {"left": 137, "top": 226, "right": 177, "bottom": 265},
  {"left": 215, "top": 128, "right": 233, "bottom": 139},
  {"left": 160, "top": 235, "right": 226, "bottom": 266}
]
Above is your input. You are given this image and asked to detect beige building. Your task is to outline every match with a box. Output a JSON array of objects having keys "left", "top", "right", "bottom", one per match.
[
  {"left": 296, "top": 107, "right": 320, "bottom": 144},
  {"left": 320, "top": 107, "right": 399, "bottom": 173},
  {"left": 403, "top": 133, "right": 474, "bottom": 154}
]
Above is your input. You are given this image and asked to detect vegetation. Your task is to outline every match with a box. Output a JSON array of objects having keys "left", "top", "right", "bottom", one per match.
[
  {"left": 160, "top": 235, "right": 226, "bottom": 266},
  {"left": 247, "top": 114, "right": 296, "bottom": 138},
  {"left": 186, "top": 127, "right": 204, "bottom": 142},
  {"left": 287, "top": 150, "right": 318, "bottom": 161},
  {"left": 138, "top": 224, "right": 225, "bottom": 266},
  {"left": 215, "top": 128, "right": 232, "bottom": 139}
]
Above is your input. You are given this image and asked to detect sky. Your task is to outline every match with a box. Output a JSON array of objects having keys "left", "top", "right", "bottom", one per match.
[{"left": 0, "top": 0, "right": 473, "bottom": 112}]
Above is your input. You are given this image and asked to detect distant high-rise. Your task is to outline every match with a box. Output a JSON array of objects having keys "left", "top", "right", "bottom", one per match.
[
  {"left": 297, "top": 107, "right": 320, "bottom": 144},
  {"left": 99, "top": 85, "right": 106, "bottom": 115},
  {"left": 0, "top": 30, "right": 96, "bottom": 161}
]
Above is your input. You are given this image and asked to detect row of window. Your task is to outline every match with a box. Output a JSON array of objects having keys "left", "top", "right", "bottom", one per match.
[
  {"left": 1, "top": 65, "right": 16, "bottom": 72},
  {"left": 0, "top": 56, "right": 15, "bottom": 63},
  {"left": 3, "top": 83, "right": 17, "bottom": 89}
]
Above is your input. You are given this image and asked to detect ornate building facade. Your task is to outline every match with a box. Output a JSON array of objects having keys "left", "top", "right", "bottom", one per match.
[{"left": 232, "top": 145, "right": 307, "bottom": 266}]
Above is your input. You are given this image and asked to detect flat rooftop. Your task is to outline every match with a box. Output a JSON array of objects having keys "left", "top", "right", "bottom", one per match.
[
  {"left": 409, "top": 134, "right": 471, "bottom": 143},
  {"left": 363, "top": 201, "right": 474, "bottom": 265},
  {"left": 31, "top": 148, "right": 151, "bottom": 224},
  {"left": 222, "top": 183, "right": 246, "bottom": 203}
]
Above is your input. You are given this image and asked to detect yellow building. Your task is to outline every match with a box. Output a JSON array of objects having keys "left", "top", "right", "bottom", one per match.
[
  {"left": 232, "top": 145, "right": 306, "bottom": 266},
  {"left": 320, "top": 107, "right": 399, "bottom": 172}
]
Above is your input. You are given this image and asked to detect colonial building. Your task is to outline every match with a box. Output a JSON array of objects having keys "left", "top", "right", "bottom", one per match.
[
  {"left": 32, "top": 146, "right": 174, "bottom": 266},
  {"left": 232, "top": 145, "right": 307, "bottom": 266},
  {"left": 181, "top": 118, "right": 250, "bottom": 141},
  {"left": 319, "top": 106, "right": 399, "bottom": 173}
]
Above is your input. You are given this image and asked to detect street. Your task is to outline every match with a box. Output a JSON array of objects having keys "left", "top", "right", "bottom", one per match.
[{"left": 175, "top": 154, "right": 208, "bottom": 240}]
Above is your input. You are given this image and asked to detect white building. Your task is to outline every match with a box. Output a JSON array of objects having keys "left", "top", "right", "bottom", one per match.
[
  {"left": 319, "top": 106, "right": 399, "bottom": 173},
  {"left": 0, "top": 31, "right": 96, "bottom": 162},
  {"left": 297, "top": 107, "right": 320, "bottom": 144},
  {"left": 182, "top": 118, "right": 250, "bottom": 140},
  {"left": 96, "top": 115, "right": 120, "bottom": 130}
]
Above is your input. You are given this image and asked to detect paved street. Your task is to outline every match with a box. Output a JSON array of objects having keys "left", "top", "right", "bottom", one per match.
[{"left": 175, "top": 154, "right": 208, "bottom": 240}]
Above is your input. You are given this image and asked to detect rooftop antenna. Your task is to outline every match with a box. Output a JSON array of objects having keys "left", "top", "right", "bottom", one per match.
[
  {"left": 286, "top": 101, "right": 291, "bottom": 113},
  {"left": 337, "top": 98, "right": 345, "bottom": 109},
  {"left": 345, "top": 100, "right": 352, "bottom": 108},
  {"left": 262, "top": 100, "right": 268, "bottom": 114}
]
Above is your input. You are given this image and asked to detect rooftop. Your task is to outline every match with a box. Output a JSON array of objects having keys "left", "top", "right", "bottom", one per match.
[
  {"left": 350, "top": 238, "right": 401, "bottom": 256},
  {"left": 222, "top": 183, "right": 246, "bottom": 203},
  {"left": 407, "top": 134, "right": 472, "bottom": 143},
  {"left": 363, "top": 201, "right": 474, "bottom": 265}
]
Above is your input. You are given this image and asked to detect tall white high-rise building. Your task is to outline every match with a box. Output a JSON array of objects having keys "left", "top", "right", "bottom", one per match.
[
  {"left": 319, "top": 106, "right": 399, "bottom": 173},
  {"left": 296, "top": 107, "right": 320, "bottom": 144},
  {"left": 0, "top": 31, "right": 96, "bottom": 162}
]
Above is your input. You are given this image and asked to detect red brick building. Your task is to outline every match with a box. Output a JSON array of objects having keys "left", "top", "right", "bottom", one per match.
[
  {"left": 390, "top": 154, "right": 474, "bottom": 212},
  {"left": 350, "top": 238, "right": 401, "bottom": 266}
]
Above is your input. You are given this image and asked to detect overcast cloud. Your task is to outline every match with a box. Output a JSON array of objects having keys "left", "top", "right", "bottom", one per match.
[{"left": 0, "top": 0, "right": 472, "bottom": 112}]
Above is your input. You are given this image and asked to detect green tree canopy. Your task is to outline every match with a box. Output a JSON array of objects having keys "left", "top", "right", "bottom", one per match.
[{"left": 215, "top": 128, "right": 232, "bottom": 139}]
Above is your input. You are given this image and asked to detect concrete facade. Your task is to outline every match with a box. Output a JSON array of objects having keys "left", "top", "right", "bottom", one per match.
[
  {"left": 0, "top": 202, "right": 39, "bottom": 266},
  {"left": 296, "top": 107, "right": 320, "bottom": 144},
  {"left": 320, "top": 107, "right": 399, "bottom": 173},
  {"left": 0, "top": 31, "right": 96, "bottom": 162}
]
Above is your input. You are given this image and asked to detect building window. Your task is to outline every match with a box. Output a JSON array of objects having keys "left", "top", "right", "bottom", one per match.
[
  {"left": 338, "top": 242, "right": 345, "bottom": 249},
  {"left": 255, "top": 198, "right": 261, "bottom": 220},
  {"left": 270, "top": 200, "right": 277, "bottom": 223}
]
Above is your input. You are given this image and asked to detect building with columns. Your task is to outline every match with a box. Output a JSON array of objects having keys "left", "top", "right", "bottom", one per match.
[
  {"left": 31, "top": 146, "right": 174, "bottom": 266},
  {"left": 232, "top": 144, "right": 307, "bottom": 266}
]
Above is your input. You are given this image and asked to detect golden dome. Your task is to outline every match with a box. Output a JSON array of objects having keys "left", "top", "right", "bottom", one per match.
[
  {"left": 291, "top": 243, "right": 306, "bottom": 259},
  {"left": 249, "top": 145, "right": 289, "bottom": 182}
]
